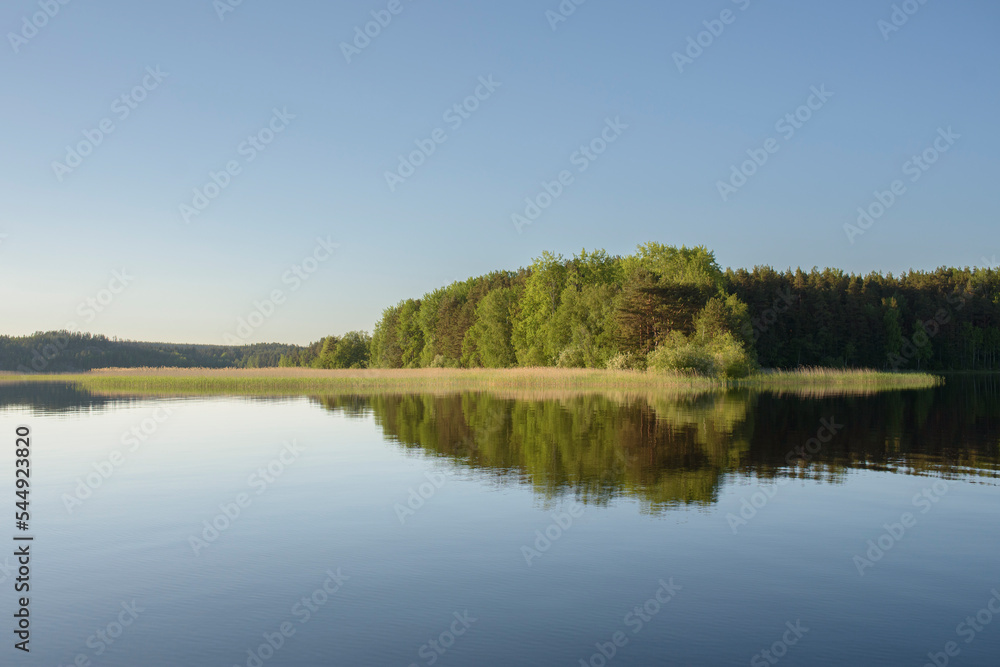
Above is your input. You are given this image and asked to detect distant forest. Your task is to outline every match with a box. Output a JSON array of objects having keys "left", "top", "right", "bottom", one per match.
[
  {"left": 6, "top": 243, "right": 1000, "bottom": 375},
  {"left": 0, "top": 333, "right": 299, "bottom": 373}
]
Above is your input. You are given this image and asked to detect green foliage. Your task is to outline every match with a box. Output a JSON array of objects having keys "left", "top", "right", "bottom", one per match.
[
  {"left": 312, "top": 331, "right": 371, "bottom": 369},
  {"left": 622, "top": 243, "right": 724, "bottom": 289},
  {"left": 648, "top": 331, "right": 755, "bottom": 379},
  {"left": 550, "top": 283, "right": 618, "bottom": 368},
  {"left": 365, "top": 243, "right": 1000, "bottom": 376},
  {"left": 727, "top": 265, "right": 999, "bottom": 370},
  {"left": 395, "top": 300, "right": 424, "bottom": 368},
  {"left": 371, "top": 303, "right": 403, "bottom": 368},
  {"left": 706, "top": 333, "right": 757, "bottom": 378},
  {"left": 696, "top": 294, "right": 754, "bottom": 349},
  {"left": 511, "top": 251, "right": 567, "bottom": 366},
  {"left": 462, "top": 287, "right": 518, "bottom": 368},
  {"left": 882, "top": 297, "right": 903, "bottom": 358},
  {"left": 648, "top": 331, "right": 713, "bottom": 375},
  {"left": 605, "top": 351, "right": 647, "bottom": 371}
]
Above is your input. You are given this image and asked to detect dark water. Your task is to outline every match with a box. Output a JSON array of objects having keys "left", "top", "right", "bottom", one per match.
[{"left": 2, "top": 377, "right": 999, "bottom": 666}]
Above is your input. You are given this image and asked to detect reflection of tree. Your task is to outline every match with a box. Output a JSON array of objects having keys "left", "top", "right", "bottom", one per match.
[
  {"left": 736, "top": 384, "right": 1000, "bottom": 481},
  {"left": 314, "top": 379, "right": 1000, "bottom": 510},
  {"left": 0, "top": 382, "right": 125, "bottom": 414},
  {"left": 316, "top": 391, "right": 756, "bottom": 512},
  {"left": 7, "top": 380, "right": 996, "bottom": 511}
]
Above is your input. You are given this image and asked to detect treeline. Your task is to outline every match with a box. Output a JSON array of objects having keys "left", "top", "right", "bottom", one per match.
[
  {"left": 366, "top": 243, "right": 1000, "bottom": 375},
  {"left": 7, "top": 243, "right": 999, "bottom": 375},
  {"left": 728, "top": 265, "right": 1000, "bottom": 370},
  {"left": 0, "top": 332, "right": 300, "bottom": 372}
]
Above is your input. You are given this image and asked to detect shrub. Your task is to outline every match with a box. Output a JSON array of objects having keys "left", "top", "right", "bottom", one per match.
[
  {"left": 606, "top": 351, "right": 647, "bottom": 371},
  {"left": 556, "top": 347, "right": 586, "bottom": 368},
  {"left": 705, "top": 332, "right": 756, "bottom": 379},
  {"left": 647, "top": 331, "right": 756, "bottom": 378},
  {"left": 647, "top": 332, "right": 713, "bottom": 375},
  {"left": 430, "top": 354, "right": 460, "bottom": 368}
]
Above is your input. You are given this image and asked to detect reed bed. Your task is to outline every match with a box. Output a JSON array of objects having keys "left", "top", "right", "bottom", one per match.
[{"left": 0, "top": 367, "right": 943, "bottom": 397}]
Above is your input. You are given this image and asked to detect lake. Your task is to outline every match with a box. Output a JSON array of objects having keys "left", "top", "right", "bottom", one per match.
[{"left": 3, "top": 377, "right": 1000, "bottom": 666}]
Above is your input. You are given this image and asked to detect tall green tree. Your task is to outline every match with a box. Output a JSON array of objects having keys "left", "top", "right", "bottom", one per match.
[
  {"left": 511, "top": 252, "right": 567, "bottom": 366},
  {"left": 462, "top": 287, "right": 518, "bottom": 368}
]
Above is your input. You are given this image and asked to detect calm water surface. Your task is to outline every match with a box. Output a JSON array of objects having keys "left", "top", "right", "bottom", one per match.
[{"left": 2, "top": 378, "right": 999, "bottom": 666}]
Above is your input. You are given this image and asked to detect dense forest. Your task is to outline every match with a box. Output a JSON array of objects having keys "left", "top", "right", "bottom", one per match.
[
  {"left": 6, "top": 243, "right": 999, "bottom": 375},
  {"left": 363, "top": 243, "right": 1000, "bottom": 376},
  {"left": 0, "top": 332, "right": 299, "bottom": 373}
]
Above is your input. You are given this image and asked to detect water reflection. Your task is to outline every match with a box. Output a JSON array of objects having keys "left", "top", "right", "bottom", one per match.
[
  {"left": 0, "top": 380, "right": 125, "bottom": 414},
  {"left": 312, "top": 376, "right": 1000, "bottom": 510},
  {"left": 4, "top": 377, "right": 999, "bottom": 511}
]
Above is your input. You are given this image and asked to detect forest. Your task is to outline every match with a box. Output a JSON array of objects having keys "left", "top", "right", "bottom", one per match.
[
  {"left": 0, "top": 332, "right": 299, "bottom": 373},
  {"left": 6, "top": 243, "right": 999, "bottom": 376},
  {"left": 361, "top": 243, "right": 1000, "bottom": 376}
]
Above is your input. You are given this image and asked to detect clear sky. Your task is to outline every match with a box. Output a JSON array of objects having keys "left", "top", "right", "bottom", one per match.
[{"left": 1, "top": 0, "right": 997, "bottom": 345}]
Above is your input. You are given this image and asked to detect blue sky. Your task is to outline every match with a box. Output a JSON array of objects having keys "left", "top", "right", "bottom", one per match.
[{"left": 1, "top": 0, "right": 997, "bottom": 345}]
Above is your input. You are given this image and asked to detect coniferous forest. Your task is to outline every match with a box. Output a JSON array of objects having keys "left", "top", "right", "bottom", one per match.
[{"left": 5, "top": 243, "right": 999, "bottom": 376}]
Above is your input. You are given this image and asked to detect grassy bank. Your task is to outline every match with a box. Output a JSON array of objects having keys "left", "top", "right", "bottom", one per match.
[{"left": 0, "top": 367, "right": 943, "bottom": 397}]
